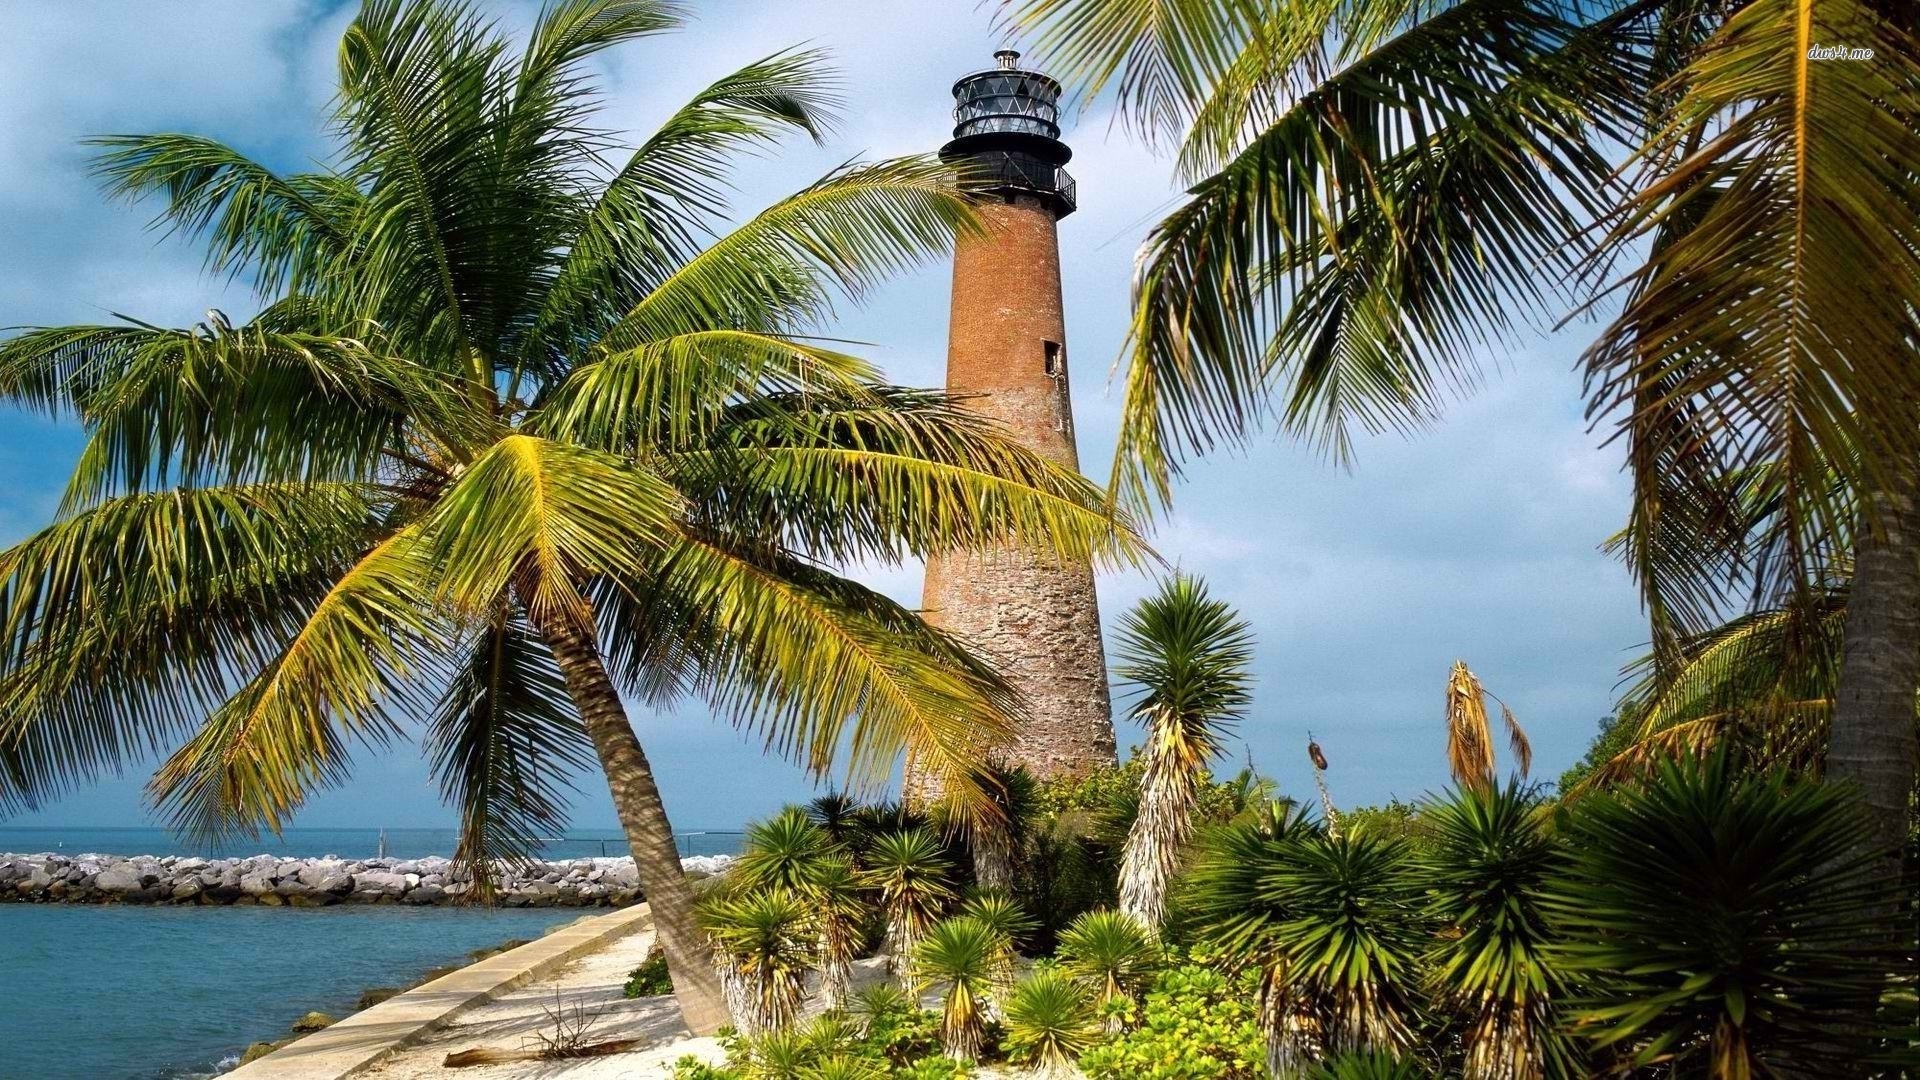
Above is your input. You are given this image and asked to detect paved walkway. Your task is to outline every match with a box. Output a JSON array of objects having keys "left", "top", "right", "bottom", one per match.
[{"left": 226, "top": 904, "right": 705, "bottom": 1079}]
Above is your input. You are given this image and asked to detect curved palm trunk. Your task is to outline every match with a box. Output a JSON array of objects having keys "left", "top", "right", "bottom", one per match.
[
  {"left": 538, "top": 611, "right": 730, "bottom": 1035},
  {"left": 1828, "top": 464, "right": 1920, "bottom": 887}
]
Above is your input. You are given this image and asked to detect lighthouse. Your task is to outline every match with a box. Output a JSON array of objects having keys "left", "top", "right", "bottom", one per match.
[{"left": 915, "top": 50, "right": 1117, "bottom": 792}]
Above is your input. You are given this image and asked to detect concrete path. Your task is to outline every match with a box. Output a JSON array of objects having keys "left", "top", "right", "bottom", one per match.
[{"left": 226, "top": 903, "right": 661, "bottom": 1079}]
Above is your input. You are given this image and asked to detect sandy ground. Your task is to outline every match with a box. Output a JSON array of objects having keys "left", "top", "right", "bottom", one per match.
[
  {"left": 357, "top": 926, "right": 1027, "bottom": 1079},
  {"left": 358, "top": 922, "right": 724, "bottom": 1079}
]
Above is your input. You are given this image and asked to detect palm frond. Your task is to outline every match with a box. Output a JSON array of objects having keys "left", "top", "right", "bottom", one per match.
[
  {"left": 146, "top": 529, "right": 445, "bottom": 839},
  {"left": 595, "top": 537, "right": 1019, "bottom": 832},
  {"left": 672, "top": 386, "right": 1149, "bottom": 568},
  {"left": 0, "top": 485, "right": 381, "bottom": 814},
  {"left": 87, "top": 134, "right": 359, "bottom": 297},
  {"left": 421, "top": 434, "right": 683, "bottom": 621},
  {"left": 532, "top": 48, "right": 841, "bottom": 355},
  {"left": 600, "top": 157, "right": 977, "bottom": 346},
  {"left": 1582, "top": 0, "right": 1920, "bottom": 632},
  {"left": 1109, "top": 0, "right": 1650, "bottom": 512},
  {"left": 424, "top": 603, "right": 594, "bottom": 893}
]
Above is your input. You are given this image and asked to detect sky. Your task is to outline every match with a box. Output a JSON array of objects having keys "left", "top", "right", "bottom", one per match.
[{"left": 0, "top": 0, "right": 1644, "bottom": 834}]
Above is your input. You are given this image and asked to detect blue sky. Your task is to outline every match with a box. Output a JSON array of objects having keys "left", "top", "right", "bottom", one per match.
[{"left": 0, "top": 0, "right": 1642, "bottom": 833}]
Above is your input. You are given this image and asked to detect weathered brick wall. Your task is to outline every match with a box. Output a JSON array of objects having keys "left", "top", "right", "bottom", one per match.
[{"left": 912, "top": 194, "right": 1117, "bottom": 796}]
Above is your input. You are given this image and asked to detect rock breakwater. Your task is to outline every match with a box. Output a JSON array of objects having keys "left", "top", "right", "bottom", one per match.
[{"left": 0, "top": 852, "right": 732, "bottom": 907}]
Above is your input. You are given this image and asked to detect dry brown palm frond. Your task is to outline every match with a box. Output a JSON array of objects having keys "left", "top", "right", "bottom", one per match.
[{"left": 1445, "top": 661, "right": 1531, "bottom": 791}]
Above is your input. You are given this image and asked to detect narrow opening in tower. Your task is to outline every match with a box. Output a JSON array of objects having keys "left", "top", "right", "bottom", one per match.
[{"left": 1043, "top": 340, "right": 1062, "bottom": 378}]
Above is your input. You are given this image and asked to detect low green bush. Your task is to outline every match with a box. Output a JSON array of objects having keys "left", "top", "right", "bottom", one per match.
[
  {"left": 622, "top": 947, "right": 672, "bottom": 998},
  {"left": 1077, "top": 964, "right": 1264, "bottom": 1080}
]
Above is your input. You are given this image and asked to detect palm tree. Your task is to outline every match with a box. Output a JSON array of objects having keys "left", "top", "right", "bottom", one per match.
[
  {"left": 1005, "top": 0, "right": 1920, "bottom": 886},
  {"left": 0, "top": 0, "right": 1140, "bottom": 1033},
  {"left": 1542, "top": 752, "right": 1905, "bottom": 1077},
  {"left": 1003, "top": 964, "right": 1101, "bottom": 1078},
  {"left": 700, "top": 888, "right": 818, "bottom": 1036},
  {"left": 1113, "top": 573, "right": 1254, "bottom": 931},
  {"left": 861, "top": 827, "right": 956, "bottom": 975},
  {"left": 912, "top": 915, "right": 1002, "bottom": 1061},
  {"left": 1422, "top": 783, "right": 1576, "bottom": 1080},
  {"left": 1442, "top": 663, "right": 1531, "bottom": 793},
  {"left": 1056, "top": 909, "right": 1159, "bottom": 1032}
]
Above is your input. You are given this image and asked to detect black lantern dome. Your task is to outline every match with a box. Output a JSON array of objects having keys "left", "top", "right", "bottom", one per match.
[{"left": 940, "top": 50, "right": 1077, "bottom": 217}]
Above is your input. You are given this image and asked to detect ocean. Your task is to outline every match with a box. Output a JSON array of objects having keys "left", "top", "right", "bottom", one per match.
[
  {"left": 0, "top": 825, "right": 744, "bottom": 860},
  {"left": 0, "top": 827, "right": 743, "bottom": 1079}
]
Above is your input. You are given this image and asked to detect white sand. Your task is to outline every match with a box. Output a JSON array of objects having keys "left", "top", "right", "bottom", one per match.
[{"left": 358, "top": 924, "right": 723, "bottom": 1079}]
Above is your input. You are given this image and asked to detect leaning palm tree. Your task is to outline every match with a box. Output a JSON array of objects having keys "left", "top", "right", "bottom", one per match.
[
  {"left": 912, "top": 915, "right": 1003, "bottom": 1061},
  {"left": 0, "top": 0, "right": 1139, "bottom": 1033},
  {"left": 1007, "top": 0, "right": 1920, "bottom": 887},
  {"left": 1422, "top": 783, "right": 1577, "bottom": 1080},
  {"left": 861, "top": 827, "right": 956, "bottom": 976},
  {"left": 1113, "top": 573, "right": 1254, "bottom": 931},
  {"left": 1442, "top": 663, "right": 1531, "bottom": 793}
]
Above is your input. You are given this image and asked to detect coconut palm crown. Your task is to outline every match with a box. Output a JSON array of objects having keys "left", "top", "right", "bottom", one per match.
[
  {"left": 1112, "top": 572, "right": 1253, "bottom": 930},
  {"left": 0, "top": 0, "right": 1139, "bottom": 1033}
]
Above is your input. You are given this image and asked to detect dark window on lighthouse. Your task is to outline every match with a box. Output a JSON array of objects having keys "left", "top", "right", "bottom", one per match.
[{"left": 1043, "top": 340, "right": 1062, "bottom": 378}]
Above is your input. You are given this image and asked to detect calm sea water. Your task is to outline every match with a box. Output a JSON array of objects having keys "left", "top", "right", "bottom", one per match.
[
  {"left": 0, "top": 904, "right": 580, "bottom": 1080},
  {"left": 0, "top": 825, "right": 743, "bottom": 860},
  {"left": 0, "top": 827, "right": 743, "bottom": 1079}
]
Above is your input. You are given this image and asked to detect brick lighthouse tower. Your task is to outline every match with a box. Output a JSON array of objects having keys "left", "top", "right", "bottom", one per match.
[{"left": 917, "top": 50, "right": 1117, "bottom": 789}]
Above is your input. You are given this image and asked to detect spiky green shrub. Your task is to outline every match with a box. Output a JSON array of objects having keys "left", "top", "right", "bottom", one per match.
[
  {"left": 1271, "top": 831, "right": 1428, "bottom": 1058},
  {"left": 736, "top": 807, "right": 838, "bottom": 893},
  {"left": 700, "top": 888, "right": 817, "bottom": 1035},
  {"left": 959, "top": 888, "right": 1036, "bottom": 990},
  {"left": 862, "top": 827, "right": 956, "bottom": 975},
  {"left": 1422, "top": 782, "right": 1578, "bottom": 1079},
  {"left": 1305, "top": 1050, "right": 1437, "bottom": 1079},
  {"left": 1002, "top": 964, "right": 1101, "bottom": 1077},
  {"left": 1077, "top": 963, "right": 1265, "bottom": 1080},
  {"left": 1544, "top": 752, "right": 1907, "bottom": 1077},
  {"left": 1057, "top": 909, "right": 1160, "bottom": 1029},
  {"left": 912, "top": 916, "right": 1002, "bottom": 1061}
]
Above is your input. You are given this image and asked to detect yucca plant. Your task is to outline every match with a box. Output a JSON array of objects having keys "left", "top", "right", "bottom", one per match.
[
  {"left": 797, "top": 1058, "right": 888, "bottom": 1080},
  {"left": 1113, "top": 573, "right": 1254, "bottom": 932},
  {"left": 960, "top": 889, "right": 1037, "bottom": 992},
  {"left": 807, "top": 792, "right": 864, "bottom": 850},
  {"left": 809, "top": 855, "right": 867, "bottom": 1009},
  {"left": 1180, "top": 799, "right": 1325, "bottom": 1075},
  {"left": 1422, "top": 783, "right": 1577, "bottom": 1080},
  {"left": 862, "top": 827, "right": 956, "bottom": 976},
  {"left": 1056, "top": 909, "right": 1159, "bottom": 1032},
  {"left": 737, "top": 808, "right": 839, "bottom": 892},
  {"left": 1003, "top": 964, "right": 1101, "bottom": 1078},
  {"left": 1306, "top": 1050, "right": 1438, "bottom": 1080},
  {"left": 701, "top": 889, "right": 818, "bottom": 1035},
  {"left": 1543, "top": 751, "right": 1907, "bottom": 1077},
  {"left": 0, "top": 0, "right": 1144, "bottom": 1036},
  {"left": 913, "top": 915, "right": 1004, "bottom": 1061},
  {"left": 742, "top": 1012, "right": 867, "bottom": 1080},
  {"left": 1268, "top": 831, "right": 1428, "bottom": 1060}
]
